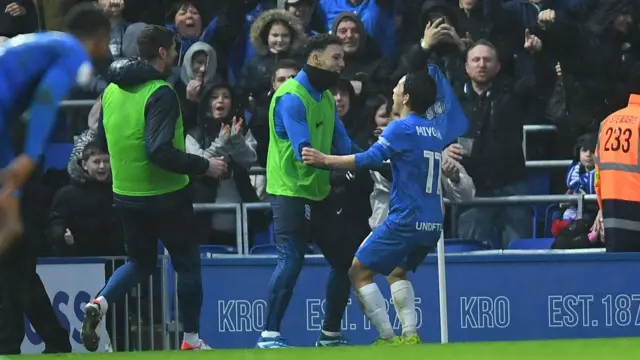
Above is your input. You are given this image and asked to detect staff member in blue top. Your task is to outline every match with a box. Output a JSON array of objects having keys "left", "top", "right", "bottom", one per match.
[{"left": 258, "top": 34, "right": 360, "bottom": 348}]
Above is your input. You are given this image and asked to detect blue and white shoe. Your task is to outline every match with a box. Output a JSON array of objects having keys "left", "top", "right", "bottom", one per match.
[
  {"left": 256, "top": 336, "right": 292, "bottom": 348},
  {"left": 315, "top": 333, "right": 349, "bottom": 347}
]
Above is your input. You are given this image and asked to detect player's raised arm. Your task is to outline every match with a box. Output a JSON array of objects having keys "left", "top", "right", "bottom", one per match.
[{"left": 427, "top": 64, "right": 469, "bottom": 143}]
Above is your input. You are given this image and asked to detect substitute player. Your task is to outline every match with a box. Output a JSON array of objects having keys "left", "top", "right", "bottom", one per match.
[
  {"left": 0, "top": 4, "right": 111, "bottom": 258},
  {"left": 0, "top": 4, "right": 111, "bottom": 354},
  {"left": 80, "top": 25, "right": 226, "bottom": 352},
  {"left": 302, "top": 69, "right": 468, "bottom": 344},
  {"left": 259, "top": 33, "right": 359, "bottom": 348}
]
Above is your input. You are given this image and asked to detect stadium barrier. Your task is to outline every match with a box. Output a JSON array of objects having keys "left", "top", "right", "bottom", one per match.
[
  {"left": 35, "top": 247, "right": 640, "bottom": 350},
  {"left": 21, "top": 256, "right": 175, "bottom": 354},
  {"left": 25, "top": 194, "right": 605, "bottom": 351}
]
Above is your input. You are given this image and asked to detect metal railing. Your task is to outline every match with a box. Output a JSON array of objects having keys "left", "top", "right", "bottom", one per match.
[
  {"left": 99, "top": 256, "right": 174, "bottom": 352},
  {"left": 56, "top": 193, "right": 600, "bottom": 353},
  {"left": 239, "top": 194, "right": 598, "bottom": 256}
]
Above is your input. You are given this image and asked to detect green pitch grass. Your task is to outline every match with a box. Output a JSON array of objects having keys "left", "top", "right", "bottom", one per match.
[{"left": 6, "top": 339, "right": 640, "bottom": 360}]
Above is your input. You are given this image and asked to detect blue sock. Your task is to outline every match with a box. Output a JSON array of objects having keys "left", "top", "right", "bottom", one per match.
[
  {"left": 98, "top": 260, "right": 151, "bottom": 302},
  {"left": 322, "top": 267, "right": 351, "bottom": 333},
  {"left": 264, "top": 240, "right": 305, "bottom": 332}
]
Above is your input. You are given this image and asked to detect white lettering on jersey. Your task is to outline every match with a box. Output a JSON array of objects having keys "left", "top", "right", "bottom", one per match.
[
  {"left": 76, "top": 61, "right": 93, "bottom": 87},
  {"left": 415, "top": 126, "right": 442, "bottom": 139}
]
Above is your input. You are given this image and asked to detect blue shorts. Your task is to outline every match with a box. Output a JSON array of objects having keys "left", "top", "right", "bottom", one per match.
[{"left": 355, "top": 222, "right": 440, "bottom": 276}]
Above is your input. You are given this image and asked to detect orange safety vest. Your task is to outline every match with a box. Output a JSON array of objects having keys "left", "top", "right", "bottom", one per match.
[{"left": 594, "top": 94, "right": 640, "bottom": 250}]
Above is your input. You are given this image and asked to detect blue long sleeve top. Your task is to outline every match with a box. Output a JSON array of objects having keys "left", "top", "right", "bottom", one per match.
[{"left": 273, "top": 70, "right": 353, "bottom": 161}]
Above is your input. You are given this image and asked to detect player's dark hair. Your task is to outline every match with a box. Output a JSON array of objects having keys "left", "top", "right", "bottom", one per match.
[
  {"left": 82, "top": 141, "right": 108, "bottom": 161},
  {"left": 305, "top": 33, "right": 342, "bottom": 57},
  {"left": 64, "top": 3, "right": 110, "bottom": 39},
  {"left": 137, "top": 25, "right": 175, "bottom": 61},
  {"left": 403, "top": 70, "right": 437, "bottom": 115},
  {"left": 273, "top": 59, "right": 301, "bottom": 78}
]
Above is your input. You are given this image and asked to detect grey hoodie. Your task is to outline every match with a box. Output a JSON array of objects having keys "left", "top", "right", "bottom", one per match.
[
  {"left": 180, "top": 41, "right": 218, "bottom": 87},
  {"left": 122, "top": 22, "right": 147, "bottom": 58}
]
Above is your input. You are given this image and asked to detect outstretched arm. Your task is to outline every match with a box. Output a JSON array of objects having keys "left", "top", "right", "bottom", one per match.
[{"left": 302, "top": 137, "right": 394, "bottom": 170}]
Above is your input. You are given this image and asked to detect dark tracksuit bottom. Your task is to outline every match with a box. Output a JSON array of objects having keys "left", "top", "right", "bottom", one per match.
[
  {"left": 0, "top": 190, "right": 70, "bottom": 354},
  {"left": 264, "top": 194, "right": 364, "bottom": 333},
  {"left": 97, "top": 188, "right": 203, "bottom": 334}
]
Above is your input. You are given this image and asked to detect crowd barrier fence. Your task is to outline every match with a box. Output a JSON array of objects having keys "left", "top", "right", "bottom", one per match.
[
  {"left": 22, "top": 256, "right": 176, "bottom": 354},
  {"left": 30, "top": 245, "right": 640, "bottom": 351}
]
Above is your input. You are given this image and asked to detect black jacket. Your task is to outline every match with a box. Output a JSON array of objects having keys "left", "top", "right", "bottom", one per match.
[
  {"left": 46, "top": 179, "right": 124, "bottom": 257},
  {"left": 456, "top": 78, "right": 529, "bottom": 191},
  {"left": 95, "top": 59, "right": 210, "bottom": 208}
]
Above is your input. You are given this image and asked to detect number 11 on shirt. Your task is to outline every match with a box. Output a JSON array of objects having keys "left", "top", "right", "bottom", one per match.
[{"left": 424, "top": 150, "right": 442, "bottom": 195}]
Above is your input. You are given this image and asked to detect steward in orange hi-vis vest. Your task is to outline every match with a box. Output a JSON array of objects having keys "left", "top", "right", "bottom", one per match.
[{"left": 594, "top": 94, "right": 640, "bottom": 252}]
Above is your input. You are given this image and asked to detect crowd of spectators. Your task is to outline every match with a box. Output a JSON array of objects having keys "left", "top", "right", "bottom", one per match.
[{"left": 2, "top": 0, "right": 638, "bottom": 255}]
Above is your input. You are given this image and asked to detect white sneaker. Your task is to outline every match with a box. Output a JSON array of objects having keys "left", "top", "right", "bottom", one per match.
[{"left": 181, "top": 339, "right": 212, "bottom": 350}]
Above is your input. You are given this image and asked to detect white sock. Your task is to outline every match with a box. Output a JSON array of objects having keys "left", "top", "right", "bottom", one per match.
[
  {"left": 183, "top": 332, "right": 200, "bottom": 345},
  {"left": 321, "top": 330, "right": 340, "bottom": 337},
  {"left": 356, "top": 283, "right": 395, "bottom": 339},
  {"left": 95, "top": 296, "right": 108, "bottom": 315},
  {"left": 261, "top": 331, "right": 280, "bottom": 338},
  {"left": 390, "top": 280, "right": 417, "bottom": 336}
]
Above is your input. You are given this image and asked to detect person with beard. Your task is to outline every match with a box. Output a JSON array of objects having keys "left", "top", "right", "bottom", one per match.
[
  {"left": 82, "top": 25, "right": 228, "bottom": 352},
  {"left": 186, "top": 83, "right": 269, "bottom": 247},
  {"left": 258, "top": 33, "right": 358, "bottom": 348},
  {"left": 331, "top": 12, "right": 392, "bottom": 97}
]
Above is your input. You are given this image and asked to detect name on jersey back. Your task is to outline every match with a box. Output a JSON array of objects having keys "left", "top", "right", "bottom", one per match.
[{"left": 415, "top": 126, "right": 442, "bottom": 139}]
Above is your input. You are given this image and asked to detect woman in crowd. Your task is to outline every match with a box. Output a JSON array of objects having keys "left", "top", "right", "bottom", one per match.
[{"left": 185, "top": 83, "right": 268, "bottom": 248}]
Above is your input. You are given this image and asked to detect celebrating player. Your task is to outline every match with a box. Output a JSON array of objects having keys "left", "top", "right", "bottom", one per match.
[
  {"left": 0, "top": 4, "right": 111, "bottom": 258},
  {"left": 302, "top": 69, "right": 468, "bottom": 344}
]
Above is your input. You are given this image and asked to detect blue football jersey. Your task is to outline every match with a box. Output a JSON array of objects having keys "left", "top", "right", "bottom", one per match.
[
  {"left": 0, "top": 32, "right": 92, "bottom": 116},
  {"left": 378, "top": 112, "right": 466, "bottom": 227},
  {"left": 0, "top": 32, "right": 93, "bottom": 160}
]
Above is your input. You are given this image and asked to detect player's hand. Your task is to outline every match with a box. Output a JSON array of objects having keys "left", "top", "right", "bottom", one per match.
[
  {"left": 445, "top": 144, "right": 465, "bottom": 162},
  {"left": 0, "top": 193, "right": 22, "bottom": 259},
  {"left": 64, "top": 228, "right": 75, "bottom": 245},
  {"left": 230, "top": 117, "right": 244, "bottom": 138},
  {"left": 5, "top": 3, "right": 26, "bottom": 16},
  {"left": 301, "top": 147, "right": 327, "bottom": 167},
  {"left": 0, "top": 155, "right": 37, "bottom": 201},
  {"left": 206, "top": 157, "right": 227, "bottom": 178},
  {"left": 442, "top": 157, "right": 461, "bottom": 184},
  {"left": 186, "top": 80, "right": 202, "bottom": 102},
  {"left": 374, "top": 126, "right": 385, "bottom": 138}
]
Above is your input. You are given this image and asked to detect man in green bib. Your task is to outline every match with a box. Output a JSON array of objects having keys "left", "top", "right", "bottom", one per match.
[
  {"left": 258, "top": 34, "right": 361, "bottom": 348},
  {"left": 81, "top": 25, "right": 226, "bottom": 352}
]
